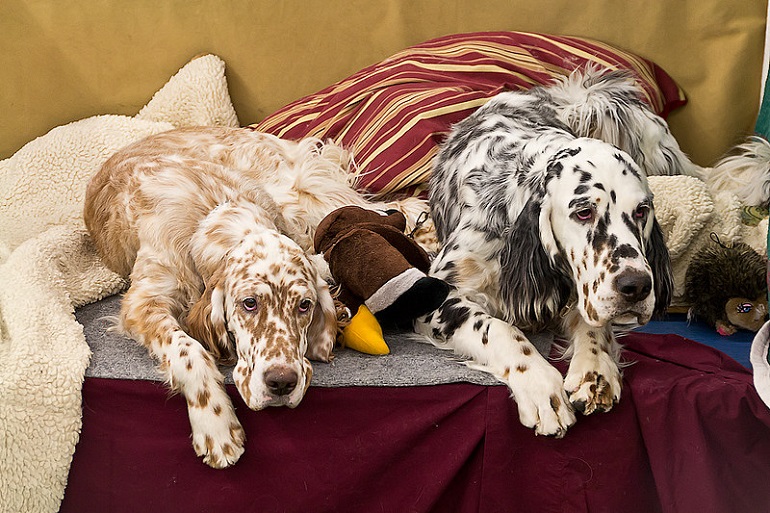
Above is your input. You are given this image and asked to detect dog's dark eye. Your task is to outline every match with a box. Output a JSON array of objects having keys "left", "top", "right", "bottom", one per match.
[
  {"left": 242, "top": 297, "right": 258, "bottom": 311},
  {"left": 634, "top": 205, "right": 649, "bottom": 219},
  {"left": 298, "top": 298, "right": 313, "bottom": 314},
  {"left": 573, "top": 208, "right": 593, "bottom": 222}
]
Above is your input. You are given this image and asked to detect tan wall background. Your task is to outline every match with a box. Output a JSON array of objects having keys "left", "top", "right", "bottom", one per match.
[{"left": 0, "top": 0, "right": 767, "bottom": 166}]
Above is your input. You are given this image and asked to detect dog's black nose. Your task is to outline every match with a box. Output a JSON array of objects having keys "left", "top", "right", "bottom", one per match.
[
  {"left": 614, "top": 270, "right": 652, "bottom": 303},
  {"left": 264, "top": 367, "right": 298, "bottom": 396}
]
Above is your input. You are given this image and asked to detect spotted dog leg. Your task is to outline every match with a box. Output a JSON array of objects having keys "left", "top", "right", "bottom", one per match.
[
  {"left": 120, "top": 258, "right": 246, "bottom": 469},
  {"left": 415, "top": 291, "right": 576, "bottom": 437},
  {"left": 561, "top": 310, "right": 622, "bottom": 415}
]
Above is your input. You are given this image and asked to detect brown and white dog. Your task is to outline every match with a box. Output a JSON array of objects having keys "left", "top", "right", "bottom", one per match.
[{"left": 84, "top": 126, "right": 427, "bottom": 468}]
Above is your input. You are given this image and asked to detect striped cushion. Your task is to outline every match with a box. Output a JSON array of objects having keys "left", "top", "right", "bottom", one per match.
[{"left": 252, "top": 31, "right": 686, "bottom": 197}]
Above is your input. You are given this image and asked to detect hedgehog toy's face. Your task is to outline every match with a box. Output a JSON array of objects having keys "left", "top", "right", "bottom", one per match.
[{"left": 726, "top": 297, "right": 768, "bottom": 332}]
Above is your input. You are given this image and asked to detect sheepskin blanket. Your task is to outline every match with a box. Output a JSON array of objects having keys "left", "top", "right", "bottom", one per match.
[
  {"left": 0, "top": 55, "right": 239, "bottom": 513},
  {"left": 648, "top": 175, "right": 768, "bottom": 307}
]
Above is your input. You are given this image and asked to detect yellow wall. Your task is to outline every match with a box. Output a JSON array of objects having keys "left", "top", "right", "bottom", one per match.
[{"left": 1, "top": 0, "right": 766, "bottom": 165}]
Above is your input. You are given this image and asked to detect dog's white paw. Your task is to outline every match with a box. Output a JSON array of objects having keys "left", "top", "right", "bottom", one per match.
[
  {"left": 508, "top": 360, "right": 577, "bottom": 438},
  {"left": 189, "top": 403, "right": 246, "bottom": 468},
  {"left": 564, "top": 352, "right": 622, "bottom": 415}
]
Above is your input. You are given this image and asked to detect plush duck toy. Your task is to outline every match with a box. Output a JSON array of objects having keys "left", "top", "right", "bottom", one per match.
[
  {"left": 684, "top": 236, "right": 768, "bottom": 336},
  {"left": 314, "top": 206, "right": 450, "bottom": 354}
]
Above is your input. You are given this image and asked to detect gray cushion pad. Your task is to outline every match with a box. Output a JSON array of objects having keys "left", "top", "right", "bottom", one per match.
[{"left": 76, "top": 294, "right": 554, "bottom": 387}]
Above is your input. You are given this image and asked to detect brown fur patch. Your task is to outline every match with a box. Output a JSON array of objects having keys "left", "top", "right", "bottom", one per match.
[{"left": 197, "top": 388, "right": 210, "bottom": 409}]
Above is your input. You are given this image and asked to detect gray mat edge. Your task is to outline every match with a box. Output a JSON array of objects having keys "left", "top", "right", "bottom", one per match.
[{"left": 76, "top": 294, "right": 554, "bottom": 388}]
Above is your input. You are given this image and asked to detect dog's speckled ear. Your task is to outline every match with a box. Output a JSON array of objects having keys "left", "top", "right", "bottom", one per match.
[
  {"left": 186, "top": 268, "right": 235, "bottom": 364},
  {"left": 305, "top": 271, "right": 336, "bottom": 363}
]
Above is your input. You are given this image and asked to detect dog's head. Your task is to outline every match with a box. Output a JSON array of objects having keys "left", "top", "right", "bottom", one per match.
[
  {"left": 501, "top": 137, "right": 672, "bottom": 329},
  {"left": 186, "top": 228, "right": 336, "bottom": 410}
]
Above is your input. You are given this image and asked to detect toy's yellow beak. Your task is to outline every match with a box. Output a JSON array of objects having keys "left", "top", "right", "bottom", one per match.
[{"left": 339, "top": 305, "right": 390, "bottom": 355}]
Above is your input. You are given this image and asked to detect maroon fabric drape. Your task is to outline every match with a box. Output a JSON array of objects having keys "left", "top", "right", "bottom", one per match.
[{"left": 61, "top": 333, "right": 770, "bottom": 513}]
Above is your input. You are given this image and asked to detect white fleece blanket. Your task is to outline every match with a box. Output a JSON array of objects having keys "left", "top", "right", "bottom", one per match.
[{"left": 0, "top": 54, "right": 239, "bottom": 513}]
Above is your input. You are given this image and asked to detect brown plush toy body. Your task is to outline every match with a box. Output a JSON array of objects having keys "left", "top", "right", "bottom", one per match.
[{"left": 314, "top": 206, "right": 449, "bottom": 325}]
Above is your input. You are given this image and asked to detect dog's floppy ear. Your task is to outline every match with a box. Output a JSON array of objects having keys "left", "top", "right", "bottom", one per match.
[
  {"left": 186, "top": 269, "right": 235, "bottom": 365},
  {"left": 305, "top": 261, "right": 336, "bottom": 362},
  {"left": 499, "top": 197, "right": 571, "bottom": 329},
  {"left": 645, "top": 216, "right": 673, "bottom": 317}
]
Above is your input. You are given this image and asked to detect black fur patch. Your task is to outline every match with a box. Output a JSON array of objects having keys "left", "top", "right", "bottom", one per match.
[
  {"left": 546, "top": 160, "right": 563, "bottom": 181},
  {"left": 613, "top": 153, "right": 642, "bottom": 180},
  {"left": 574, "top": 184, "right": 590, "bottom": 195},
  {"left": 437, "top": 297, "right": 471, "bottom": 339},
  {"left": 555, "top": 146, "right": 582, "bottom": 159},
  {"left": 569, "top": 196, "right": 590, "bottom": 209},
  {"left": 612, "top": 243, "right": 639, "bottom": 261},
  {"left": 621, "top": 212, "right": 641, "bottom": 240}
]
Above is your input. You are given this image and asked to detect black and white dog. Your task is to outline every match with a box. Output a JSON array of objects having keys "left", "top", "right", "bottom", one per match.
[{"left": 415, "top": 69, "right": 694, "bottom": 437}]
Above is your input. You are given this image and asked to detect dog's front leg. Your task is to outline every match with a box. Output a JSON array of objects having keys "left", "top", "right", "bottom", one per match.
[
  {"left": 415, "top": 292, "right": 576, "bottom": 437},
  {"left": 561, "top": 310, "right": 622, "bottom": 415},
  {"left": 120, "top": 261, "right": 246, "bottom": 468}
]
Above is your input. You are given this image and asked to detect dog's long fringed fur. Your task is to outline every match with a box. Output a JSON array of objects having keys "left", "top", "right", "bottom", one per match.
[
  {"left": 547, "top": 68, "right": 703, "bottom": 179},
  {"left": 706, "top": 135, "right": 770, "bottom": 208},
  {"left": 415, "top": 69, "right": 677, "bottom": 437}
]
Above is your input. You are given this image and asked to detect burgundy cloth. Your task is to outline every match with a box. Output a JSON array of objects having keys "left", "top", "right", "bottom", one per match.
[{"left": 61, "top": 333, "right": 770, "bottom": 513}]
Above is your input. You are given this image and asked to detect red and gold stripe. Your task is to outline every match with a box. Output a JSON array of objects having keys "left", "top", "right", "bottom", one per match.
[{"left": 251, "top": 31, "right": 686, "bottom": 198}]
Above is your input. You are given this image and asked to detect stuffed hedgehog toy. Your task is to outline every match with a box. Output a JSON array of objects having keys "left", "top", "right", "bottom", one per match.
[{"left": 684, "top": 236, "right": 768, "bottom": 335}]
